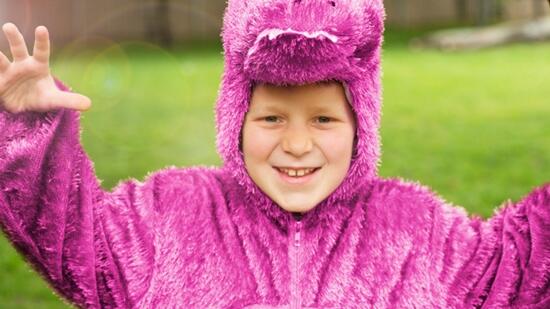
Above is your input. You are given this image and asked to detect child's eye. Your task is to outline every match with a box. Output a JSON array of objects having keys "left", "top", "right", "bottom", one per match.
[
  {"left": 264, "top": 116, "right": 280, "bottom": 123},
  {"left": 316, "top": 116, "right": 332, "bottom": 123}
]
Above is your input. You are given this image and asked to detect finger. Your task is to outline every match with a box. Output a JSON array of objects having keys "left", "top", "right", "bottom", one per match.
[
  {"left": 51, "top": 91, "right": 92, "bottom": 112},
  {"left": 2, "top": 23, "right": 29, "bottom": 61},
  {"left": 33, "top": 26, "right": 50, "bottom": 64},
  {"left": 0, "top": 51, "right": 9, "bottom": 72}
]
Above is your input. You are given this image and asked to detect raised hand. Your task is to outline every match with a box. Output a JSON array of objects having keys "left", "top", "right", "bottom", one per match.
[{"left": 0, "top": 23, "right": 91, "bottom": 113}]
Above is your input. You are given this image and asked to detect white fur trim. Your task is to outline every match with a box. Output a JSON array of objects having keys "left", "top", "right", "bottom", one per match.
[{"left": 248, "top": 28, "right": 338, "bottom": 56}]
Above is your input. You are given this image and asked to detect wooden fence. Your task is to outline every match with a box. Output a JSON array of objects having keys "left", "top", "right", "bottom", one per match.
[{"left": 0, "top": 0, "right": 548, "bottom": 49}]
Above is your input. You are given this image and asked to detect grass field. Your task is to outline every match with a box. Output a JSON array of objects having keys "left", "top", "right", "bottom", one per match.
[{"left": 0, "top": 30, "right": 548, "bottom": 307}]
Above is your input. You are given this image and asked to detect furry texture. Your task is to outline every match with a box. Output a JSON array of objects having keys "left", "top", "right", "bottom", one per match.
[{"left": 1, "top": 0, "right": 549, "bottom": 308}]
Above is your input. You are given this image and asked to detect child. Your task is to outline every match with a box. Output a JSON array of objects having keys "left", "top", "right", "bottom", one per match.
[{"left": 1, "top": 0, "right": 549, "bottom": 308}]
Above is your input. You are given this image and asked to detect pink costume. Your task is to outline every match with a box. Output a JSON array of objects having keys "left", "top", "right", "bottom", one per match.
[{"left": 1, "top": 0, "right": 549, "bottom": 308}]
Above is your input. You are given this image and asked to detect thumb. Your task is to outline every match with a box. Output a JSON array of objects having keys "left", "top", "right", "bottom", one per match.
[{"left": 50, "top": 90, "right": 92, "bottom": 111}]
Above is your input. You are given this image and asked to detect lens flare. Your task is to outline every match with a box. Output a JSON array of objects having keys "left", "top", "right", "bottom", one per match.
[
  {"left": 85, "top": 43, "right": 132, "bottom": 108},
  {"left": 54, "top": 35, "right": 132, "bottom": 113}
]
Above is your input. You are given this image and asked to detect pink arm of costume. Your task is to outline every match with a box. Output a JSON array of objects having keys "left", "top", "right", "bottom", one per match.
[
  {"left": 439, "top": 183, "right": 550, "bottom": 307},
  {"left": 0, "top": 78, "right": 156, "bottom": 308}
]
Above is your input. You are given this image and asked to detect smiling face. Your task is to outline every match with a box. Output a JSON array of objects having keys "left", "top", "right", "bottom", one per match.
[{"left": 242, "top": 81, "right": 356, "bottom": 214}]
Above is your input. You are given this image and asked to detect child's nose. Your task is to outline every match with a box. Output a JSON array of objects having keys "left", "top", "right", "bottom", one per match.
[{"left": 281, "top": 128, "right": 313, "bottom": 157}]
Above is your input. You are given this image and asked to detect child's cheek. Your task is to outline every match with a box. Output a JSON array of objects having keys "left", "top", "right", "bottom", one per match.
[
  {"left": 317, "top": 130, "right": 355, "bottom": 163},
  {"left": 243, "top": 127, "right": 278, "bottom": 163}
]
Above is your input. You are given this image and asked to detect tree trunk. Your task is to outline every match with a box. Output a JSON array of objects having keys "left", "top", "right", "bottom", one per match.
[
  {"left": 145, "top": 0, "right": 173, "bottom": 47},
  {"left": 477, "top": 0, "right": 499, "bottom": 25},
  {"left": 455, "top": 0, "right": 468, "bottom": 23}
]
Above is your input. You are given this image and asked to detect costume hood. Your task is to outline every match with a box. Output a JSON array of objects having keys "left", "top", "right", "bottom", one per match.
[{"left": 215, "top": 0, "right": 385, "bottom": 224}]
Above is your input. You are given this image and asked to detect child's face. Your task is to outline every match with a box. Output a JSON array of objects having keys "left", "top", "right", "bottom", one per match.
[{"left": 242, "top": 81, "right": 356, "bottom": 214}]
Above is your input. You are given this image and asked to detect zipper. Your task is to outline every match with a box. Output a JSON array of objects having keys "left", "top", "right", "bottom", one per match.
[
  {"left": 295, "top": 221, "right": 301, "bottom": 247},
  {"left": 290, "top": 220, "right": 302, "bottom": 309}
]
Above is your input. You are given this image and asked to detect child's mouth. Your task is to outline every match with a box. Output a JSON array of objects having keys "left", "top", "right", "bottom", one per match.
[{"left": 273, "top": 166, "right": 321, "bottom": 185}]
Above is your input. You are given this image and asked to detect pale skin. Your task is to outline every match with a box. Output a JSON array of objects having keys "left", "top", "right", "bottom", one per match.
[
  {"left": 242, "top": 82, "right": 356, "bottom": 214},
  {"left": 0, "top": 23, "right": 91, "bottom": 113}
]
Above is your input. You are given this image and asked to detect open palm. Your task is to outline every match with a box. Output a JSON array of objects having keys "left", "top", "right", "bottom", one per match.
[{"left": 0, "top": 23, "right": 91, "bottom": 113}]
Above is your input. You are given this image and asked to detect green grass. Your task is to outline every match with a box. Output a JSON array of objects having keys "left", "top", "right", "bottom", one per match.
[
  {"left": 1, "top": 32, "right": 549, "bottom": 307},
  {"left": 381, "top": 33, "right": 549, "bottom": 217}
]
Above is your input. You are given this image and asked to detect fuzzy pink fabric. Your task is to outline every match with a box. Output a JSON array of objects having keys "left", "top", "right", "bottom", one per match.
[{"left": 1, "top": 0, "right": 549, "bottom": 308}]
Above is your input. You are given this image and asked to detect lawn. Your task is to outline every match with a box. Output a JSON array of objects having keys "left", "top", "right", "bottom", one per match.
[{"left": 0, "top": 30, "right": 548, "bottom": 307}]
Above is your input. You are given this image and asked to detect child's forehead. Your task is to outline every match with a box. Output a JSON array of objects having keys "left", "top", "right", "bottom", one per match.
[
  {"left": 250, "top": 84, "right": 348, "bottom": 111},
  {"left": 254, "top": 100, "right": 337, "bottom": 113}
]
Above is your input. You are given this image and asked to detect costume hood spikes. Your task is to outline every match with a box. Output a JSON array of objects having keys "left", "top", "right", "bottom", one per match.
[{"left": 215, "top": 0, "right": 385, "bottom": 223}]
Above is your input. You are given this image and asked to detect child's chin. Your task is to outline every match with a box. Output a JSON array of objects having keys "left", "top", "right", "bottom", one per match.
[{"left": 275, "top": 197, "right": 319, "bottom": 214}]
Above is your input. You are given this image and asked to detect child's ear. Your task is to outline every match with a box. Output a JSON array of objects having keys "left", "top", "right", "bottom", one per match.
[
  {"left": 239, "top": 136, "right": 243, "bottom": 152},
  {"left": 352, "top": 134, "right": 359, "bottom": 159},
  {"left": 238, "top": 128, "right": 244, "bottom": 153}
]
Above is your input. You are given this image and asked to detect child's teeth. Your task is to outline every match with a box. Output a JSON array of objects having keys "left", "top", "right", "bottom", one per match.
[{"left": 279, "top": 168, "right": 316, "bottom": 177}]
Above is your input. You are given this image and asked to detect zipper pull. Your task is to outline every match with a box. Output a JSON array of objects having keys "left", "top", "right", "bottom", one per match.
[{"left": 294, "top": 221, "right": 302, "bottom": 247}]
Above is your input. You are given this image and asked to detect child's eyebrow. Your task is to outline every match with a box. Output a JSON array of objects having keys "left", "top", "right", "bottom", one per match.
[
  {"left": 311, "top": 104, "right": 339, "bottom": 113},
  {"left": 254, "top": 103, "right": 341, "bottom": 114},
  {"left": 308, "top": 102, "right": 344, "bottom": 115},
  {"left": 252, "top": 104, "right": 285, "bottom": 113}
]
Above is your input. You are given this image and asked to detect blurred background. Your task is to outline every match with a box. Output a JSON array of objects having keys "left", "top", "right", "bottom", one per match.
[
  {"left": 0, "top": 0, "right": 549, "bottom": 308},
  {"left": 1, "top": 0, "right": 549, "bottom": 48}
]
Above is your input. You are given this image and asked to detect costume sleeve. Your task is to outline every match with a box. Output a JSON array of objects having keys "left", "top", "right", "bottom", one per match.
[
  {"left": 0, "top": 79, "right": 156, "bottom": 308},
  {"left": 438, "top": 183, "right": 550, "bottom": 308}
]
